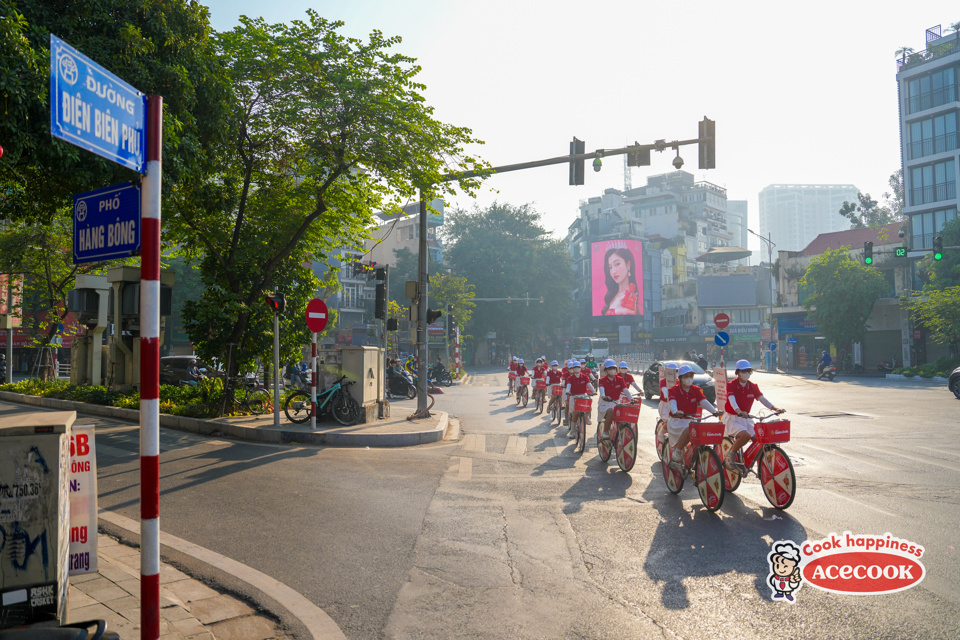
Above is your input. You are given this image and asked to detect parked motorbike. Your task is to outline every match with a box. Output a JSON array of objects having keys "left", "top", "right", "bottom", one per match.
[
  {"left": 817, "top": 363, "right": 836, "bottom": 381},
  {"left": 877, "top": 358, "right": 897, "bottom": 373},
  {"left": 428, "top": 362, "right": 453, "bottom": 387}
]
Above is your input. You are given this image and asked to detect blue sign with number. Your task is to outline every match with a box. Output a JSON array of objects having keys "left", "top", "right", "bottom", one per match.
[
  {"left": 714, "top": 331, "right": 730, "bottom": 346},
  {"left": 50, "top": 35, "right": 147, "bottom": 173},
  {"left": 769, "top": 341, "right": 778, "bottom": 351},
  {"left": 74, "top": 182, "right": 141, "bottom": 264}
]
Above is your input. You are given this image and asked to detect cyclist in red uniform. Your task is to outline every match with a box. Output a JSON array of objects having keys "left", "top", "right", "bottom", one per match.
[
  {"left": 546, "top": 360, "right": 564, "bottom": 415},
  {"left": 597, "top": 359, "right": 631, "bottom": 440},
  {"left": 722, "top": 359, "right": 783, "bottom": 473},
  {"left": 667, "top": 364, "right": 719, "bottom": 470},
  {"left": 618, "top": 361, "right": 643, "bottom": 396},
  {"left": 565, "top": 362, "right": 596, "bottom": 438},
  {"left": 658, "top": 362, "right": 680, "bottom": 423}
]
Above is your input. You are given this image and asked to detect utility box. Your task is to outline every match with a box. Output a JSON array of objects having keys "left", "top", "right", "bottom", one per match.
[
  {"left": 0, "top": 411, "right": 75, "bottom": 628},
  {"left": 340, "top": 346, "right": 382, "bottom": 423}
]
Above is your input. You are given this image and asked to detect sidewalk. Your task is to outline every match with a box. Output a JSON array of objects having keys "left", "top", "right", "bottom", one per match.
[{"left": 69, "top": 531, "right": 290, "bottom": 640}]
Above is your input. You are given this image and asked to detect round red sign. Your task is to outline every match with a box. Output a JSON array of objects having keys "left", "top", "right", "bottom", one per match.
[
  {"left": 305, "top": 298, "right": 328, "bottom": 333},
  {"left": 714, "top": 313, "right": 730, "bottom": 329}
]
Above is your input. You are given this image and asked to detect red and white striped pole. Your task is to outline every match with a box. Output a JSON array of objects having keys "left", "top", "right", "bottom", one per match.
[
  {"left": 140, "top": 95, "right": 163, "bottom": 640},
  {"left": 454, "top": 328, "right": 461, "bottom": 377},
  {"left": 310, "top": 333, "right": 318, "bottom": 430}
]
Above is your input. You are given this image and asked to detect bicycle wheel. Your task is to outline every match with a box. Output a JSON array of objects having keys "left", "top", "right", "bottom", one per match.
[
  {"left": 332, "top": 392, "right": 360, "bottom": 426},
  {"left": 283, "top": 390, "right": 312, "bottom": 424},
  {"left": 537, "top": 392, "right": 544, "bottom": 414},
  {"left": 654, "top": 419, "right": 669, "bottom": 460},
  {"left": 661, "top": 443, "right": 684, "bottom": 494},
  {"left": 720, "top": 436, "right": 742, "bottom": 493},
  {"left": 597, "top": 423, "right": 612, "bottom": 462},
  {"left": 521, "top": 387, "right": 529, "bottom": 407},
  {"left": 574, "top": 414, "right": 586, "bottom": 454},
  {"left": 694, "top": 446, "right": 725, "bottom": 512},
  {"left": 245, "top": 388, "right": 272, "bottom": 415},
  {"left": 616, "top": 423, "right": 637, "bottom": 473},
  {"left": 759, "top": 445, "right": 796, "bottom": 509}
]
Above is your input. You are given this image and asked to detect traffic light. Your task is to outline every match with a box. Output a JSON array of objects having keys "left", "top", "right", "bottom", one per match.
[
  {"left": 448, "top": 312, "right": 457, "bottom": 340},
  {"left": 863, "top": 241, "right": 873, "bottom": 265},
  {"left": 426, "top": 308, "right": 442, "bottom": 324},
  {"left": 386, "top": 318, "right": 398, "bottom": 331},
  {"left": 627, "top": 142, "right": 650, "bottom": 167},
  {"left": 374, "top": 282, "right": 386, "bottom": 319},
  {"left": 569, "top": 137, "right": 585, "bottom": 186},
  {"left": 934, "top": 236, "right": 943, "bottom": 260},
  {"left": 698, "top": 116, "right": 716, "bottom": 170},
  {"left": 265, "top": 293, "right": 286, "bottom": 313},
  {"left": 895, "top": 247, "right": 907, "bottom": 258}
]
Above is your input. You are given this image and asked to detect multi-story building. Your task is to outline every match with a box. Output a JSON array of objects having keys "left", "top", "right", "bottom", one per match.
[
  {"left": 365, "top": 199, "right": 444, "bottom": 267},
  {"left": 726, "top": 200, "right": 750, "bottom": 265},
  {"left": 758, "top": 184, "right": 860, "bottom": 252},
  {"left": 897, "top": 24, "right": 960, "bottom": 295}
]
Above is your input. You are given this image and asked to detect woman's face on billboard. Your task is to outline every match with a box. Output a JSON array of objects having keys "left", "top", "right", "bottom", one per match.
[{"left": 607, "top": 253, "right": 629, "bottom": 285}]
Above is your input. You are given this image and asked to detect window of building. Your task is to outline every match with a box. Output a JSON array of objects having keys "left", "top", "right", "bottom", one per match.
[
  {"left": 908, "top": 111, "right": 958, "bottom": 159},
  {"left": 911, "top": 206, "right": 958, "bottom": 249},
  {"left": 906, "top": 65, "right": 957, "bottom": 114},
  {"left": 341, "top": 284, "right": 358, "bottom": 309},
  {"left": 909, "top": 158, "right": 956, "bottom": 205}
]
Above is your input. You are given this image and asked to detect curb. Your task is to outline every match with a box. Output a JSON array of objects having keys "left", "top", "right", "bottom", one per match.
[
  {"left": 884, "top": 374, "right": 949, "bottom": 382},
  {"left": 0, "top": 391, "right": 446, "bottom": 447},
  {"left": 99, "top": 510, "right": 347, "bottom": 640}
]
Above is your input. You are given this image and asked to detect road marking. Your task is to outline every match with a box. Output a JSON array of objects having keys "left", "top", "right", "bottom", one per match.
[
  {"left": 505, "top": 435, "right": 526, "bottom": 456},
  {"left": 463, "top": 433, "right": 486, "bottom": 453},
  {"left": 799, "top": 443, "right": 904, "bottom": 471},
  {"left": 457, "top": 456, "right": 472, "bottom": 481},
  {"left": 860, "top": 445, "right": 960, "bottom": 473},
  {"left": 822, "top": 490, "right": 897, "bottom": 518}
]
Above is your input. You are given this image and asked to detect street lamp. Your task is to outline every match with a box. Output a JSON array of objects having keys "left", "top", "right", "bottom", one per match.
[{"left": 748, "top": 228, "right": 776, "bottom": 370}]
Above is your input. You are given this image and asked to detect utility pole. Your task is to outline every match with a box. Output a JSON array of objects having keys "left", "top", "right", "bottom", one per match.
[{"left": 416, "top": 193, "right": 429, "bottom": 415}]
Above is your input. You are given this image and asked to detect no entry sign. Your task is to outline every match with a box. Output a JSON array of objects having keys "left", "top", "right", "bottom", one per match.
[
  {"left": 714, "top": 313, "right": 730, "bottom": 329},
  {"left": 306, "top": 298, "right": 328, "bottom": 332}
]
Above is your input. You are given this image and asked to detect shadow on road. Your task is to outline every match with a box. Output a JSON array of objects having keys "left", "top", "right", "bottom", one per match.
[{"left": 640, "top": 462, "right": 811, "bottom": 607}]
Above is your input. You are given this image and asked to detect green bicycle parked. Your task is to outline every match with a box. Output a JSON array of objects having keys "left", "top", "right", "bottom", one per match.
[{"left": 283, "top": 375, "right": 360, "bottom": 426}]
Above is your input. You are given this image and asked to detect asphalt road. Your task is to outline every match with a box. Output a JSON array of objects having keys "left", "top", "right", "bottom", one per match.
[{"left": 4, "top": 368, "right": 957, "bottom": 639}]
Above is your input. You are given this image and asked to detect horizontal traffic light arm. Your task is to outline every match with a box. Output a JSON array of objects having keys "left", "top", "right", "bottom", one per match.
[{"left": 439, "top": 135, "right": 712, "bottom": 182}]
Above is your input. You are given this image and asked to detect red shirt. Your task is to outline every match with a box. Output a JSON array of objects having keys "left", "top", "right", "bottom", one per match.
[
  {"left": 533, "top": 364, "right": 547, "bottom": 378},
  {"left": 509, "top": 361, "right": 518, "bottom": 372},
  {"left": 546, "top": 369, "right": 563, "bottom": 385},
  {"left": 598, "top": 374, "right": 628, "bottom": 401},
  {"left": 725, "top": 379, "right": 763, "bottom": 415},
  {"left": 561, "top": 367, "right": 570, "bottom": 380},
  {"left": 516, "top": 365, "right": 528, "bottom": 377},
  {"left": 670, "top": 382, "right": 706, "bottom": 417},
  {"left": 621, "top": 373, "right": 636, "bottom": 386},
  {"left": 566, "top": 372, "right": 593, "bottom": 395}
]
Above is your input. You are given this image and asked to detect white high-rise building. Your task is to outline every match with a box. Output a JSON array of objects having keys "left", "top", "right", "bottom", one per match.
[{"left": 758, "top": 184, "right": 860, "bottom": 253}]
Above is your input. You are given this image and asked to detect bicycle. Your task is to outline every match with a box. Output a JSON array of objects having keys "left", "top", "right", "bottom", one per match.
[
  {"left": 718, "top": 410, "right": 795, "bottom": 509},
  {"left": 283, "top": 375, "right": 360, "bottom": 426},
  {"left": 533, "top": 378, "right": 547, "bottom": 414},
  {"left": 659, "top": 413, "right": 726, "bottom": 512},
  {"left": 597, "top": 398, "right": 640, "bottom": 472},
  {"left": 569, "top": 394, "right": 592, "bottom": 455},
  {"left": 516, "top": 376, "right": 530, "bottom": 407},
  {"left": 221, "top": 375, "right": 272, "bottom": 416},
  {"left": 507, "top": 371, "right": 516, "bottom": 395},
  {"left": 549, "top": 384, "right": 564, "bottom": 425}
]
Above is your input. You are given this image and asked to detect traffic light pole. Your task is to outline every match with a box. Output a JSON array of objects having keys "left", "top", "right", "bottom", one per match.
[
  {"left": 416, "top": 193, "right": 429, "bottom": 415},
  {"left": 273, "top": 306, "right": 280, "bottom": 426}
]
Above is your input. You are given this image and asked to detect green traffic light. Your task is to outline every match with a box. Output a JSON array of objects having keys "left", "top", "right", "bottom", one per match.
[
  {"left": 935, "top": 252, "right": 943, "bottom": 261},
  {"left": 864, "top": 257, "right": 872, "bottom": 265}
]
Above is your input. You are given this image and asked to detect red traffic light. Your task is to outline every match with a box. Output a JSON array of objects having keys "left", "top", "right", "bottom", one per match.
[{"left": 265, "top": 293, "right": 286, "bottom": 313}]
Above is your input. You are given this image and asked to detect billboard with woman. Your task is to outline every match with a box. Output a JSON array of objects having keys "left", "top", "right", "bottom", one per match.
[{"left": 591, "top": 240, "right": 643, "bottom": 316}]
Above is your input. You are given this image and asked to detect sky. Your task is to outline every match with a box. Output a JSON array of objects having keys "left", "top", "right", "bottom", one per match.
[{"left": 202, "top": 0, "right": 958, "bottom": 252}]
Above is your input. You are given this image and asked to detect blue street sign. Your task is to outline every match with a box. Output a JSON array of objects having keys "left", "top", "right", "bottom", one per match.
[
  {"left": 769, "top": 341, "right": 778, "bottom": 351},
  {"left": 50, "top": 35, "right": 147, "bottom": 173},
  {"left": 714, "top": 331, "right": 730, "bottom": 346},
  {"left": 787, "top": 337, "right": 798, "bottom": 344},
  {"left": 74, "top": 182, "right": 141, "bottom": 264}
]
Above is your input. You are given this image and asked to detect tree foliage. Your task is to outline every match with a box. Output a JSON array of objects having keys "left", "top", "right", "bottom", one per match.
[
  {"left": 427, "top": 272, "right": 475, "bottom": 334},
  {"left": 921, "top": 217, "right": 960, "bottom": 290},
  {"left": 171, "top": 12, "right": 486, "bottom": 373},
  {"left": 444, "top": 202, "right": 573, "bottom": 354},
  {"left": 903, "top": 287, "right": 960, "bottom": 351},
  {"left": 800, "top": 247, "right": 888, "bottom": 349}
]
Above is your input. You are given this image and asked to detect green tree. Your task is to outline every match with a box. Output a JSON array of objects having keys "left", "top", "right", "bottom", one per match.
[
  {"left": 0, "top": 0, "right": 231, "bottom": 224},
  {"left": 427, "top": 272, "right": 475, "bottom": 335},
  {"left": 920, "top": 217, "right": 960, "bottom": 289},
  {"left": 839, "top": 192, "right": 899, "bottom": 229},
  {"left": 0, "top": 209, "right": 130, "bottom": 375},
  {"left": 172, "top": 12, "right": 486, "bottom": 374},
  {"left": 388, "top": 247, "right": 439, "bottom": 305},
  {"left": 903, "top": 287, "right": 960, "bottom": 352},
  {"left": 800, "top": 247, "right": 888, "bottom": 350},
  {"left": 444, "top": 202, "right": 573, "bottom": 355}
]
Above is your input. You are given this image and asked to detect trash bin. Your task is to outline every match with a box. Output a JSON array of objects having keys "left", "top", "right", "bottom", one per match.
[{"left": 0, "top": 411, "right": 74, "bottom": 628}]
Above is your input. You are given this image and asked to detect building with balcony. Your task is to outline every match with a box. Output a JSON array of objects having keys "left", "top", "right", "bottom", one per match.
[
  {"left": 897, "top": 24, "right": 960, "bottom": 290},
  {"left": 758, "top": 184, "right": 860, "bottom": 253},
  {"left": 773, "top": 223, "right": 917, "bottom": 370}
]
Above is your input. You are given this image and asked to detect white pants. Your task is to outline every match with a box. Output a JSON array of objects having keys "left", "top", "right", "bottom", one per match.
[
  {"left": 597, "top": 398, "right": 616, "bottom": 417},
  {"left": 666, "top": 417, "right": 691, "bottom": 446},
  {"left": 723, "top": 413, "right": 756, "bottom": 438}
]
